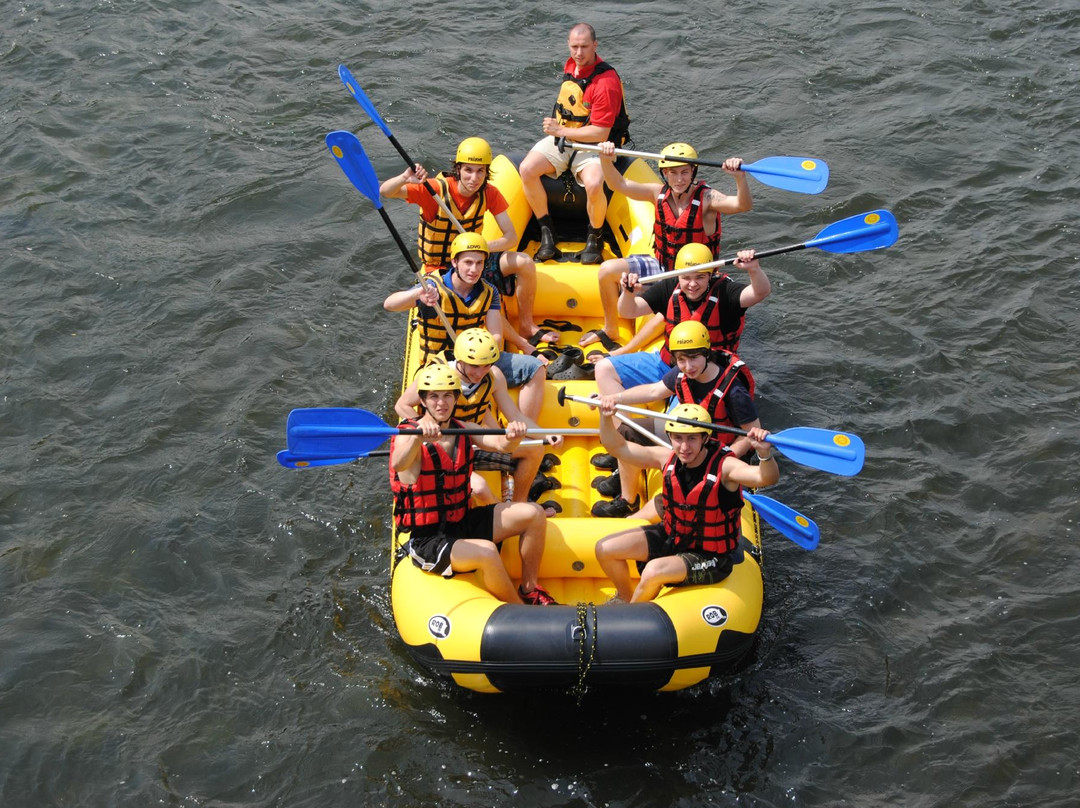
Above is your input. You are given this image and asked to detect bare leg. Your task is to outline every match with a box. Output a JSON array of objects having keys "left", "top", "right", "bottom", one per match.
[
  {"left": 500, "top": 251, "right": 541, "bottom": 337},
  {"left": 579, "top": 163, "right": 608, "bottom": 230},
  {"left": 632, "top": 556, "right": 688, "bottom": 603},
  {"left": 595, "top": 526, "right": 649, "bottom": 602},
  {"left": 594, "top": 356, "right": 625, "bottom": 397},
  {"left": 520, "top": 151, "right": 555, "bottom": 219},
  {"left": 588, "top": 258, "right": 628, "bottom": 341},
  {"left": 616, "top": 457, "right": 644, "bottom": 507},
  {"left": 492, "top": 501, "right": 547, "bottom": 593},
  {"left": 451, "top": 539, "right": 523, "bottom": 604},
  {"left": 511, "top": 443, "right": 544, "bottom": 504},
  {"left": 516, "top": 364, "right": 546, "bottom": 422}
]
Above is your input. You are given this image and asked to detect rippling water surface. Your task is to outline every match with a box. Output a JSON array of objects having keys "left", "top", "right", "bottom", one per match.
[{"left": 2, "top": 1, "right": 1078, "bottom": 805}]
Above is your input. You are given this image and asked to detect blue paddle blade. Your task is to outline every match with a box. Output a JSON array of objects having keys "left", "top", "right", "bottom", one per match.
[
  {"left": 338, "top": 64, "right": 392, "bottom": 137},
  {"left": 742, "top": 156, "right": 829, "bottom": 194},
  {"left": 807, "top": 209, "right": 898, "bottom": 254},
  {"left": 325, "top": 130, "right": 383, "bottom": 207},
  {"left": 768, "top": 427, "right": 865, "bottom": 477},
  {"left": 744, "top": 492, "right": 820, "bottom": 550},
  {"left": 286, "top": 407, "right": 395, "bottom": 457}
]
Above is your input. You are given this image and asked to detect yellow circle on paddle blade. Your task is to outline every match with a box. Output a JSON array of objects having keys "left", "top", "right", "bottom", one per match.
[
  {"left": 801, "top": 160, "right": 817, "bottom": 171},
  {"left": 796, "top": 516, "right": 810, "bottom": 528},
  {"left": 331, "top": 145, "right": 344, "bottom": 159},
  {"left": 864, "top": 213, "right": 881, "bottom": 225},
  {"left": 297, "top": 460, "right": 310, "bottom": 467},
  {"left": 833, "top": 434, "right": 851, "bottom": 447}
]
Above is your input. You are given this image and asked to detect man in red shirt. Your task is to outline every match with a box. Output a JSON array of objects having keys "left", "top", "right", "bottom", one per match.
[
  {"left": 380, "top": 137, "right": 551, "bottom": 343},
  {"left": 519, "top": 23, "right": 630, "bottom": 265}
]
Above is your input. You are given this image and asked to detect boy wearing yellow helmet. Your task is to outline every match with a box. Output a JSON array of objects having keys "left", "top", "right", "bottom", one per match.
[
  {"left": 591, "top": 320, "right": 760, "bottom": 517},
  {"left": 592, "top": 242, "right": 770, "bottom": 401},
  {"left": 576, "top": 140, "right": 752, "bottom": 353},
  {"left": 592, "top": 401, "right": 777, "bottom": 603},
  {"left": 383, "top": 232, "right": 548, "bottom": 420},
  {"left": 379, "top": 136, "right": 552, "bottom": 343},
  {"left": 393, "top": 328, "right": 561, "bottom": 515},
  {"left": 390, "top": 364, "right": 556, "bottom": 606}
]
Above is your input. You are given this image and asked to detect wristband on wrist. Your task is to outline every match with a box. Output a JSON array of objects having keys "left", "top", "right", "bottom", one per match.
[{"left": 756, "top": 452, "right": 774, "bottom": 462}]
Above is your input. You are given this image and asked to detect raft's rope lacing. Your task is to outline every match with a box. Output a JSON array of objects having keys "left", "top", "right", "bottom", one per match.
[{"left": 571, "top": 601, "right": 598, "bottom": 704}]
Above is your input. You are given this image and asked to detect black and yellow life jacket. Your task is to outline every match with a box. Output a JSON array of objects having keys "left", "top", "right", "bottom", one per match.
[
  {"left": 417, "top": 176, "right": 489, "bottom": 270},
  {"left": 417, "top": 274, "right": 495, "bottom": 362},
  {"left": 552, "top": 61, "right": 631, "bottom": 147}
]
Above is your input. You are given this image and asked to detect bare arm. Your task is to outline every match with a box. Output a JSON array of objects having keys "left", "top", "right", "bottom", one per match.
[
  {"left": 489, "top": 368, "right": 532, "bottom": 426},
  {"left": 383, "top": 282, "right": 434, "bottom": 313},
  {"left": 394, "top": 382, "right": 423, "bottom": 421},
  {"left": 380, "top": 164, "right": 428, "bottom": 200},
  {"left": 734, "top": 249, "right": 771, "bottom": 309},
  {"left": 542, "top": 118, "right": 611, "bottom": 144},
  {"left": 390, "top": 414, "right": 443, "bottom": 483},
  {"left": 466, "top": 419, "right": 527, "bottom": 454},
  {"left": 615, "top": 379, "right": 672, "bottom": 406},
  {"left": 703, "top": 158, "right": 753, "bottom": 215},
  {"left": 485, "top": 308, "right": 504, "bottom": 346},
  {"left": 486, "top": 210, "right": 517, "bottom": 254},
  {"left": 727, "top": 417, "right": 760, "bottom": 459},
  {"left": 723, "top": 427, "right": 780, "bottom": 489},
  {"left": 598, "top": 142, "right": 659, "bottom": 201},
  {"left": 616, "top": 276, "right": 653, "bottom": 319}
]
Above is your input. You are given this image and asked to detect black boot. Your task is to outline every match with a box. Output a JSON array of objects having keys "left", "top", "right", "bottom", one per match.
[
  {"left": 581, "top": 225, "right": 603, "bottom": 264},
  {"left": 534, "top": 215, "right": 561, "bottom": 262}
]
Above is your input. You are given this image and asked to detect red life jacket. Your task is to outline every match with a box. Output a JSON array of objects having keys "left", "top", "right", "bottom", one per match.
[
  {"left": 389, "top": 418, "right": 473, "bottom": 530},
  {"left": 661, "top": 444, "right": 743, "bottom": 555},
  {"left": 652, "top": 182, "right": 721, "bottom": 270},
  {"left": 673, "top": 351, "right": 755, "bottom": 446},
  {"left": 661, "top": 276, "right": 745, "bottom": 364}
]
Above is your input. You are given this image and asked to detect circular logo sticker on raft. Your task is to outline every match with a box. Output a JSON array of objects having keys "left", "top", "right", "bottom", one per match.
[
  {"left": 800, "top": 159, "right": 817, "bottom": 171},
  {"left": 833, "top": 434, "right": 852, "bottom": 448},
  {"left": 702, "top": 605, "right": 728, "bottom": 628},
  {"left": 427, "top": 615, "right": 451, "bottom": 640}
]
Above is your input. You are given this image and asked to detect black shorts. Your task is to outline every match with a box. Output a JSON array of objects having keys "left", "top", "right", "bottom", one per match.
[
  {"left": 405, "top": 503, "right": 498, "bottom": 577},
  {"left": 482, "top": 251, "right": 516, "bottom": 297},
  {"left": 636, "top": 523, "right": 737, "bottom": 587}
]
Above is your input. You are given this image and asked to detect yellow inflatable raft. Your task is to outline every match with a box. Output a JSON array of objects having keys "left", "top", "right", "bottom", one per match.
[{"left": 390, "top": 154, "right": 763, "bottom": 694}]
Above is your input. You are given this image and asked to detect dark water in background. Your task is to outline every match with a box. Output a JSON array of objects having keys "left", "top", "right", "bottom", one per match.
[{"left": 2, "top": 0, "right": 1078, "bottom": 805}]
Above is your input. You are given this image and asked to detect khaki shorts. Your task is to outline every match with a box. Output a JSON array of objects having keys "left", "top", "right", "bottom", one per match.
[{"left": 530, "top": 135, "right": 600, "bottom": 181}]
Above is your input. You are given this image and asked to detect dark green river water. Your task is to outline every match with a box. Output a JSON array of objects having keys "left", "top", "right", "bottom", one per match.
[{"left": 2, "top": 1, "right": 1078, "bottom": 805}]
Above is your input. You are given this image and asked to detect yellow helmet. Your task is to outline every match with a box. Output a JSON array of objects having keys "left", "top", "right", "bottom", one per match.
[
  {"left": 665, "top": 403, "right": 713, "bottom": 434},
  {"left": 674, "top": 242, "right": 714, "bottom": 272},
  {"left": 658, "top": 142, "right": 698, "bottom": 169},
  {"left": 455, "top": 137, "right": 492, "bottom": 166},
  {"left": 450, "top": 231, "right": 489, "bottom": 259},
  {"left": 415, "top": 363, "right": 462, "bottom": 392},
  {"left": 668, "top": 320, "right": 711, "bottom": 353},
  {"left": 454, "top": 328, "right": 500, "bottom": 365}
]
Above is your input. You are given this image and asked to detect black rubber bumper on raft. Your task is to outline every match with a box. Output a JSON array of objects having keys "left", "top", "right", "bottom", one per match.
[{"left": 407, "top": 603, "right": 756, "bottom": 692}]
